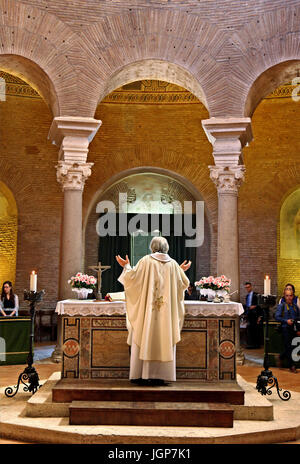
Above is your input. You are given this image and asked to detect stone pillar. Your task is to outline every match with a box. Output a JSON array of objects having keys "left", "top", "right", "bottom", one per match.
[
  {"left": 202, "top": 118, "right": 253, "bottom": 365},
  {"left": 48, "top": 117, "right": 101, "bottom": 362},
  {"left": 209, "top": 165, "right": 245, "bottom": 301},
  {"left": 202, "top": 118, "right": 253, "bottom": 301},
  {"left": 56, "top": 161, "right": 94, "bottom": 299}
]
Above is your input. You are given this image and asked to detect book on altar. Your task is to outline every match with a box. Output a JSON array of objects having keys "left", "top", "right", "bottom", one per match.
[{"left": 105, "top": 291, "right": 126, "bottom": 301}]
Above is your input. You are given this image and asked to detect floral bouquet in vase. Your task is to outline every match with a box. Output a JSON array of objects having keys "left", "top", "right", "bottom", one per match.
[
  {"left": 68, "top": 272, "right": 97, "bottom": 300},
  {"left": 195, "top": 275, "right": 231, "bottom": 301}
]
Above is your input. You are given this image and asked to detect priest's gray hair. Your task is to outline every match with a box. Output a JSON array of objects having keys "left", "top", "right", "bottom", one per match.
[{"left": 149, "top": 236, "right": 169, "bottom": 254}]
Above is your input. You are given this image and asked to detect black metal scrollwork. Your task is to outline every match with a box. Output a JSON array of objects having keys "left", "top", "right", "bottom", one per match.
[{"left": 4, "top": 290, "right": 45, "bottom": 398}]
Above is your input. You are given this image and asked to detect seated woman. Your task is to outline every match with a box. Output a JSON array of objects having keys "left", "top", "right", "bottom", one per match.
[
  {"left": 0, "top": 281, "right": 19, "bottom": 317},
  {"left": 279, "top": 283, "right": 300, "bottom": 308}
]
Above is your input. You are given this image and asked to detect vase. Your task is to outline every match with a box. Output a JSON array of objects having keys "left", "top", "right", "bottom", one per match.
[
  {"left": 206, "top": 289, "right": 216, "bottom": 301},
  {"left": 216, "top": 289, "right": 228, "bottom": 298},
  {"left": 72, "top": 288, "right": 93, "bottom": 300}
]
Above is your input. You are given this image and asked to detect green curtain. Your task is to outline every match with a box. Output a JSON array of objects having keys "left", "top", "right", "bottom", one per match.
[
  {"left": 98, "top": 213, "right": 132, "bottom": 295},
  {"left": 98, "top": 213, "right": 196, "bottom": 295}
]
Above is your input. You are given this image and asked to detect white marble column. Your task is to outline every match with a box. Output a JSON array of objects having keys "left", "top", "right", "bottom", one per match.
[
  {"left": 202, "top": 118, "right": 253, "bottom": 365},
  {"left": 48, "top": 117, "right": 101, "bottom": 362},
  {"left": 56, "top": 161, "right": 94, "bottom": 299},
  {"left": 209, "top": 165, "right": 245, "bottom": 300}
]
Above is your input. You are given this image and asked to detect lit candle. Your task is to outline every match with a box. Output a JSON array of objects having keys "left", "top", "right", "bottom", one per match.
[
  {"left": 264, "top": 275, "right": 271, "bottom": 296},
  {"left": 30, "top": 271, "right": 37, "bottom": 292}
]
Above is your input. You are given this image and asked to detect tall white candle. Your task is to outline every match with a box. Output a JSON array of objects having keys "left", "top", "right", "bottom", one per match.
[
  {"left": 30, "top": 271, "right": 37, "bottom": 292},
  {"left": 264, "top": 275, "right": 271, "bottom": 296}
]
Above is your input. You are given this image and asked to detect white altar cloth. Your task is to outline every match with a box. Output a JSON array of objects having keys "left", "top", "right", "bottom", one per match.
[{"left": 55, "top": 299, "right": 244, "bottom": 317}]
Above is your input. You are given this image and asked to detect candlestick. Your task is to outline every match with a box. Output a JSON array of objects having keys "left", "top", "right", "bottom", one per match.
[
  {"left": 30, "top": 271, "right": 37, "bottom": 292},
  {"left": 264, "top": 275, "right": 271, "bottom": 296}
]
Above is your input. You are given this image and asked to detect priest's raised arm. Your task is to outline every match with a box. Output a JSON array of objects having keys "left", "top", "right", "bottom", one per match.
[{"left": 116, "top": 236, "right": 191, "bottom": 386}]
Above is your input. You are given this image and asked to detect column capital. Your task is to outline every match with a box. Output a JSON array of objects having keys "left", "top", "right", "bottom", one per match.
[
  {"left": 48, "top": 116, "right": 102, "bottom": 163},
  {"left": 209, "top": 165, "right": 246, "bottom": 194},
  {"left": 202, "top": 117, "right": 253, "bottom": 165},
  {"left": 56, "top": 161, "right": 94, "bottom": 191}
]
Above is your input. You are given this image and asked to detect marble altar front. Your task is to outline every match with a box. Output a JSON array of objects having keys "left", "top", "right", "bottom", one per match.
[{"left": 56, "top": 300, "right": 244, "bottom": 382}]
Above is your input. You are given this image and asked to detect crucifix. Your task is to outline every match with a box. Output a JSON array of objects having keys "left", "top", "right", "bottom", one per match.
[{"left": 89, "top": 261, "right": 111, "bottom": 300}]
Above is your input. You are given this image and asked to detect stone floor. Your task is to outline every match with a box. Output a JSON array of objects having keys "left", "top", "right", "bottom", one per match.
[{"left": 0, "top": 344, "right": 300, "bottom": 444}]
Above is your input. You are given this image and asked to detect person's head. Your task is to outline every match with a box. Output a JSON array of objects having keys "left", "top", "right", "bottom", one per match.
[
  {"left": 1, "top": 281, "right": 14, "bottom": 299},
  {"left": 244, "top": 282, "right": 252, "bottom": 293},
  {"left": 284, "top": 288, "right": 294, "bottom": 305},
  {"left": 149, "top": 236, "right": 169, "bottom": 254},
  {"left": 285, "top": 283, "right": 295, "bottom": 295},
  {"left": 188, "top": 284, "right": 195, "bottom": 293}
]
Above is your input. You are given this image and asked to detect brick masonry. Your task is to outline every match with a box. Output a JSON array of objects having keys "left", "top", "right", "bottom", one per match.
[{"left": 0, "top": 1, "right": 299, "bottom": 309}]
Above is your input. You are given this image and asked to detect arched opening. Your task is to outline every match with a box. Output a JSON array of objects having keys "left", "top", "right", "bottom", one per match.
[
  {"left": 278, "top": 187, "right": 300, "bottom": 296},
  {"left": 84, "top": 170, "right": 211, "bottom": 297},
  {"left": 0, "top": 67, "right": 62, "bottom": 308},
  {"left": 0, "top": 54, "right": 60, "bottom": 116},
  {"left": 0, "top": 182, "right": 18, "bottom": 285},
  {"left": 98, "top": 59, "right": 208, "bottom": 112},
  {"left": 244, "top": 60, "right": 300, "bottom": 118},
  {"left": 239, "top": 66, "right": 300, "bottom": 298}
]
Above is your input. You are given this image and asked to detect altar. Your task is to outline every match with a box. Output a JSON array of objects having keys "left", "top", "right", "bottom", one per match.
[{"left": 55, "top": 300, "right": 244, "bottom": 382}]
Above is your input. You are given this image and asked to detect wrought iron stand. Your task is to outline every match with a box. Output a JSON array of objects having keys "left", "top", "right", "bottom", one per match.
[
  {"left": 5, "top": 289, "right": 45, "bottom": 398},
  {"left": 256, "top": 295, "right": 291, "bottom": 401}
]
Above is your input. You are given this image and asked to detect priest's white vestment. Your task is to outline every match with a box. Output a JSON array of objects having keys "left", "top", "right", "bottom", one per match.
[{"left": 118, "top": 252, "right": 189, "bottom": 381}]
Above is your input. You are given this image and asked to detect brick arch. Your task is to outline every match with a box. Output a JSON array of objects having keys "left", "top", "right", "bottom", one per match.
[
  {"left": 0, "top": 181, "right": 18, "bottom": 285},
  {"left": 0, "top": 0, "right": 79, "bottom": 116},
  {"left": 83, "top": 166, "right": 217, "bottom": 279},
  {"left": 78, "top": 9, "right": 229, "bottom": 116},
  {"left": 226, "top": 6, "right": 300, "bottom": 116},
  {"left": 98, "top": 59, "right": 208, "bottom": 109},
  {"left": 244, "top": 59, "right": 300, "bottom": 117},
  {"left": 277, "top": 184, "right": 300, "bottom": 295}
]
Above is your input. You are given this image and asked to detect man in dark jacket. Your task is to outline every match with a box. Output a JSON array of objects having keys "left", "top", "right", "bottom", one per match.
[
  {"left": 244, "top": 282, "right": 262, "bottom": 349},
  {"left": 275, "top": 288, "right": 300, "bottom": 373}
]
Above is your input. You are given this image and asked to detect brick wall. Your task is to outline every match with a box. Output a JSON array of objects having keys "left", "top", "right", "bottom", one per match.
[
  {"left": 0, "top": 82, "right": 299, "bottom": 309},
  {"left": 0, "top": 94, "right": 62, "bottom": 309}
]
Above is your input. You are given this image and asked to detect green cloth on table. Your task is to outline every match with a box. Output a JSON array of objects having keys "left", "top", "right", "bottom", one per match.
[{"left": 0, "top": 316, "right": 31, "bottom": 365}]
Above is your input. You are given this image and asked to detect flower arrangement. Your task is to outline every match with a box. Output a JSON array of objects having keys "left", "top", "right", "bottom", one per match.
[
  {"left": 68, "top": 272, "right": 97, "bottom": 290},
  {"left": 195, "top": 275, "right": 231, "bottom": 293}
]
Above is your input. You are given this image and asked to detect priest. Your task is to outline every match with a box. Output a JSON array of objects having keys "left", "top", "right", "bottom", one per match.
[{"left": 116, "top": 236, "right": 191, "bottom": 386}]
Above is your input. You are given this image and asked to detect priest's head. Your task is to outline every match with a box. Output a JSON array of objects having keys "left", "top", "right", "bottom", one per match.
[{"left": 150, "top": 236, "right": 169, "bottom": 254}]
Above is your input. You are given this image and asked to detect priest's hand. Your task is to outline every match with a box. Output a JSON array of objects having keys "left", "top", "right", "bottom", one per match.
[
  {"left": 180, "top": 260, "right": 192, "bottom": 271},
  {"left": 116, "top": 254, "right": 130, "bottom": 268}
]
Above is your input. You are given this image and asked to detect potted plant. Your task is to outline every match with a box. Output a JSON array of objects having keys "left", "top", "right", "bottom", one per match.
[{"left": 68, "top": 272, "right": 97, "bottom": 300}]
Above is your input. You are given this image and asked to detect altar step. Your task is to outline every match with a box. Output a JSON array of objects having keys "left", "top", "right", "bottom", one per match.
[
  {"left": 69, "top": 400, "right": 234, "bottom": 427},
  {"left": 52, "top": 379, "right": 245, "bottom": 405}
]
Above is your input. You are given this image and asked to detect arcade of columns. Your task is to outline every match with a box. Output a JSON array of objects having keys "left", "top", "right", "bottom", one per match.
[
  {"left": 48, "top": 115, "right": 252, "bottom": 302},
  {"left": 46, "top": 113, "right": 252, "bottom": 362}
]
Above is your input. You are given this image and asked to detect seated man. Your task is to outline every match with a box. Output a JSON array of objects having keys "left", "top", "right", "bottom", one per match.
[
  {"left": 116, "top": 236, "right": 191, "bottom": 386},
  {"left": 243, "top": 281, "right": 262, "bottom": 349},
  {"left": 275, "top": 288, "right": 300, "bottom": 373},
  {"left": 185, "top": 283, "right": 199, "bottom": 300}
]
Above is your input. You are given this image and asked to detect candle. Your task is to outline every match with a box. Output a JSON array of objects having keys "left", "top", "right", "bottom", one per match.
[
  {"left": 30, "top": 271, "right": 37, "bottom": 292},
  {"left": 264, "top": 275, "right": 271, "bottom": 296}
]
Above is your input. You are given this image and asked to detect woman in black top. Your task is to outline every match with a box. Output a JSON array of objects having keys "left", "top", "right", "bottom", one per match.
[{"left": 0, "top": 281, "right": 19, "bottom": 317}]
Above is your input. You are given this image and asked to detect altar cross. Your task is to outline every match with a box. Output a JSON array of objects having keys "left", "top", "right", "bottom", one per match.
[{"left": 89, "top": 261, "right": 111, "bottom": 300}]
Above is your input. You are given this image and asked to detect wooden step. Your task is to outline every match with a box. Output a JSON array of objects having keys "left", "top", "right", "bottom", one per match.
[
  {"left": 53, "top": 379, "right": 244, "bottom": 405},
  {"left": 69, "top": 401, "right": 234, "bottom": 427}
]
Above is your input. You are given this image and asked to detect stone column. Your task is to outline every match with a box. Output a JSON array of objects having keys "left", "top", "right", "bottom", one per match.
[
  {"left": 209, "top": 165, "right": 245, "bottom": 301},
  {"left": 56, "top": 161, "right": 94, "bottom": 299},
  {"left": 48, "top": 117, "right": 101, "bottom": 362},
  {"left": 202, "top": 118, "right": 253, "bottom": 365},
  {"left": 202, "top": 118, "right": 253, "bottom": 301}
]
